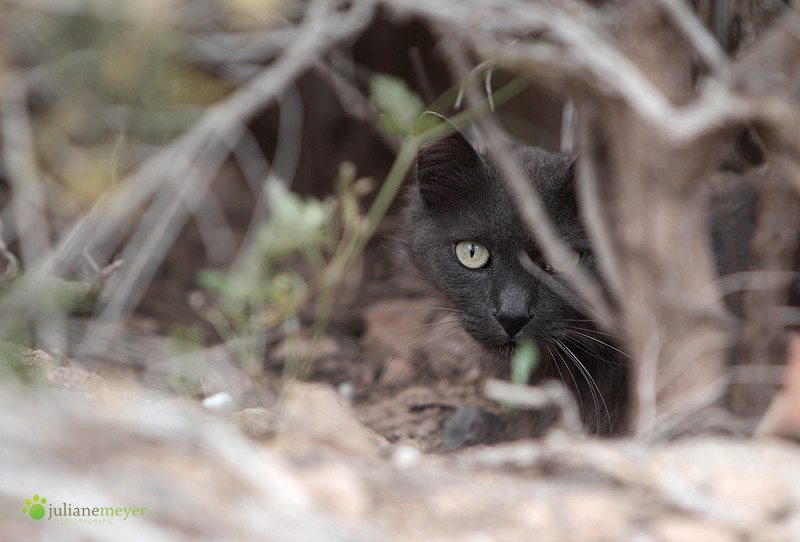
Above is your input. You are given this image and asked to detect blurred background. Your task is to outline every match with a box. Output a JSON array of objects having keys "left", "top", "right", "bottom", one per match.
[
  {"left": 1, "top": 1, "right": 799, "bottom": 540},
  {"left": 0, "top": 0, "right": 576, "bottom": 397}
]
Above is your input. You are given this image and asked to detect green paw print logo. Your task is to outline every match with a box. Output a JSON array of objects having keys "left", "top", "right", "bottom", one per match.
[{"left": 21, "top": 494, "right": 46, "bottom": 520}]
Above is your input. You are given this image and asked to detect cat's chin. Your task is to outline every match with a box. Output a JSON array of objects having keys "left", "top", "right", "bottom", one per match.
[{"left": 481, "top": 339, "right": 518, "bottom": 359}]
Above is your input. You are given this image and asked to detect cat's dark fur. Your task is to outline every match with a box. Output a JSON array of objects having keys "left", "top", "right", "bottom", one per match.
[
  {"left": 401, "top": 120, "right": 800, "bottom": 438},
  {"left": 403, "top": 126, "right": 629, "bottom": 436}
]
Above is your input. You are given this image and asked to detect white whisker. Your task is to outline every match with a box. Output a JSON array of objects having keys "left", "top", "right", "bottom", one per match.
[
  {"left": 547, "top": 343, "right": 583, "bottom": 409},
  {"left": 565, "top": 327, "right": 631, "bottom": 360},
  {"left": 555, "top": 339, "right": 612, "bottom": 432}
]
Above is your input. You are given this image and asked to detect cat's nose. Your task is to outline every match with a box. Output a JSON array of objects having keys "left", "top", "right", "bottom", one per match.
[{"left": 495, "top": 312, "right": 530, "bottom": 338}]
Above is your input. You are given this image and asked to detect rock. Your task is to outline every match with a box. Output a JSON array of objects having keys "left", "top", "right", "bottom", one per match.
[
  {"left": 232, "top": 407, "right": 278, "bottom": 439},
  {"left": 23, "top": 348, "right": 107, "bottom": 392},
  {"left": 282, "top": 382, "right": 387, "bottom": 457},
  {"left": 202, "top": 391, "right": 235, "bottom": 415},
  {"left": 441, "top": 405, "right": 504, "bottom": 449},
  {"left": 392, "top": 442, "right": 422, "bottom": 469}
]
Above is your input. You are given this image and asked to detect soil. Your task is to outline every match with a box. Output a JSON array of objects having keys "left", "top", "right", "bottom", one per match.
[{"left": 7, "top": 167, "right": 798, "bottom": 541}]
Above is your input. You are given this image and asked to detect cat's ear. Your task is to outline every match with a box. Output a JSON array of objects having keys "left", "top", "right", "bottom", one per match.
[
  {"left": 566, "top": 156, "right": 578, "bottom": 182},
  {"left": 415, "top": 114, "right": 484, "bottom": 208},
  {"left": 559, "top": 156, "right": 579, "bottom": 210}
]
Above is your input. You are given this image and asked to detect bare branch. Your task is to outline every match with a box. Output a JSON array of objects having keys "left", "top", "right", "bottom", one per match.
[
  {"left": 0, "top": 74, "right": 51, "bottom": 265},
  {"left": 441, "top": 38, "right": 617, "bottom": 331},
  {"left": 4, "top": 0, "right": 376, "bottom": 352},
  {"left": 484, "top": 378, "right": 584, "bottom": 434},
  {"left": 657, "top": 0, "right": 728, "bottom": 71},
  {"left": 385, "top": 0, "right": 800, "bottom": 146}
]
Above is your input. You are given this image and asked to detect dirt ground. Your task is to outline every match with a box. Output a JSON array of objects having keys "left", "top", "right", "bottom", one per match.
[{"left": 4, "top": 172, "right": 800, "bottom": 541}]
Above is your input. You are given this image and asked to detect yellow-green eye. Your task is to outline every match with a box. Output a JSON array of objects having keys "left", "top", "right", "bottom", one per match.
[{"left": 455, "top": 241, "right": 490, "bottom": 269}]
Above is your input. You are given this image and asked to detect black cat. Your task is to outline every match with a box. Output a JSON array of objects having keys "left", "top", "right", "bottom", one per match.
[{"left": 402, "top": 123, "right": 629, "bottom": 436}]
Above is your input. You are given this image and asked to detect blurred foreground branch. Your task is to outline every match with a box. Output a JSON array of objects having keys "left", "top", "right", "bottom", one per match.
[{"left": 383, "top": 0, "right": 800, "bottom": 436}]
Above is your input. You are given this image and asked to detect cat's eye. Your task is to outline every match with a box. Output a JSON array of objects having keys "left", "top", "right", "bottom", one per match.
[
  {"left": 544, "top": 250, "right": 582, "bottom": 274},
  {"left": 455, "top": 241, "right": 490, "bottom": 269}
]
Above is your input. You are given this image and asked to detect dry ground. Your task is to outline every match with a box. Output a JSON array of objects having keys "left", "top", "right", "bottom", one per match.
[{"left": 2, "top": 207, "right": 800, "bottom": 542}]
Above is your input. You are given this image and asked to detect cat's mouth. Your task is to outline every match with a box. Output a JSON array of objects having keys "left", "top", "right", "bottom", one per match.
[
  {"left": 495, "top": 342, "right": 517, "bottom": 359},
  {"left": 481, "top": 337, "right": 520, "bottom": 359}
]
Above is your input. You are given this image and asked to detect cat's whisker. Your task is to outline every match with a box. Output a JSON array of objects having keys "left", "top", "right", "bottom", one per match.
[
  {"left": 399, "top": 319, "right": 464, "bottom": 334},
  {"left": 546, "top": 342, "right": 588, "bottom": 417},
  {"left": 427, "top": 335, "right": 479, "bottom": 388},
  {"left": 561, "top": 336, "right": 617, "bottom": 367},
  {"left": 395, "top": 306, "right": 465, "bottom": 316},
  {"left": 560, "top": 320, "right": 619, "bottom": 338},
  {"left": 383, "top": 321, "right": 464, "bottom": 383},
  {"left": 393, "top": 327, "right": 472, "bottom": 388},
  {"left": 554, "top": 340, "right": 597, "bottom": 427},
  {"left": 383, "top": 322, "right": 467, "bottom": 416},
  {"left": 564, "top": 327, "right": 632, "bottom": 360},
  {"left": 554, "top": 339, "right": 611, "bottom": 433},
  {"left": 361, "top": 305, "right": 465, "bottom": 348}
]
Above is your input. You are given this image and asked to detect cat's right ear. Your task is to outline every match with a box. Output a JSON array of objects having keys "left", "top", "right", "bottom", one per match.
[{"left": 414, "top": 113, "right": 484, "bottom": 208}]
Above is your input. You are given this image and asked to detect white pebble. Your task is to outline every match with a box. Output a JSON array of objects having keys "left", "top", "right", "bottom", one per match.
[
  {"left": 202, "top": 391, "right": 235, "bottom": 414},
  {"left": 392, "top": 443, "right": 422, "bottom": 469}
]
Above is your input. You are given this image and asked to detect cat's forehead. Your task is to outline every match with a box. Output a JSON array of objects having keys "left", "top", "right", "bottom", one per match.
[
  {"left": 479, "top": 148, "right": 583, "bottom": 246},
  {"left": 480, "top": 148, "right": 572, "bottom": 210},
  {"left": 514, "top": 147, "right": 573, "bottom": 189},
  {"left": 441, "top": 186, "right": 534, "bottom": 245}
]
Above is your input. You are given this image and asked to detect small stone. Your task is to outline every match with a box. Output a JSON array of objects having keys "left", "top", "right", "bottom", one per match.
[
  {"left": 441, "top": 405, "right": 504, "bottom": 449},
  {"left": 232, "top": 408, "right": 278, "bottom": 439},
  {"left": 202, "top": 391, "right": 235, "bottom": 414},
  {"left": 392, "top": 442, "right": 422, "bottom": 469},
  {"left": 283, "top": 382, "right": 384, "bottom": 457},
  {"left": 337, "top": 380, "right": 355, "bottom": 401}
]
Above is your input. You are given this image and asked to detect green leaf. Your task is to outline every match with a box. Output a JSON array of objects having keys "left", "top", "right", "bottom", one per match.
[
  {"left": 510, "top": 339, "right": 539, "bottom": 385},
  {"left": 196, "top": 268, "right": 227, "bottom": 295},
  {"left": 261, "top": 178, "right": 333, "bottom": 258},
  {"left": 370, "top": 73, "right": 425, "bottom": 137}
]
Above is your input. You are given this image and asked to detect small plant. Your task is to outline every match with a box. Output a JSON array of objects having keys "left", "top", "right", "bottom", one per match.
[
  {"left": 194, "top": 72, "right": 524, "bottom": 390},
  {"left": 191, "top": 73, "right": 430, "bottom": 386}
]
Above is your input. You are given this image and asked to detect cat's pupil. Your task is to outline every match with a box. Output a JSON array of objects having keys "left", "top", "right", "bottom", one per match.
[{"left": 454, "top": 241, "right": 490, "bottom": 269}]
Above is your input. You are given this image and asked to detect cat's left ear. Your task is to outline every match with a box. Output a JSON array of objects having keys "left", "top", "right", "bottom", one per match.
[
  {"left": 559, "top": 156, "right": 580, "bottom": 210},
  {"left": 566, "top": 157, "right": 578, "bottom": 180},
  {"left": 414, "top": 113, "right": 484, "bottom": 209}
]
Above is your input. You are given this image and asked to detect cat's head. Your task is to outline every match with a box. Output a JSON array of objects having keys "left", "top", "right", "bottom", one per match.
[{"left": 403, "top": 122, "right": 598, "bottom": 357}]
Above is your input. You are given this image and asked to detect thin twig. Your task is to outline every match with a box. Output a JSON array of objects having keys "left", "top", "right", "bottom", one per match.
[
  {"left": 65, "top": 0, "right": 376, "bottom": 358},
  {"left": 657, "top": 0, "right": 728, "bottom": 71},
  {"left": 442, "top": 36, "right": 616, "bottom": 331},
  {"left": 0, "top": 74, "right": 51, "bottom": 266},
  {"left": 385, "top": 0, "right": 800, "bottom": 146},
  {"left": 483, "top": 378, "right": 584, "bottom": 434}
]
